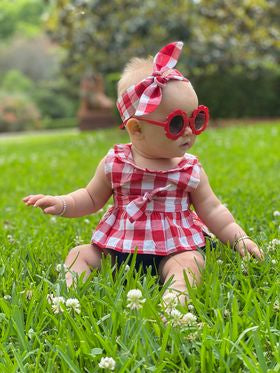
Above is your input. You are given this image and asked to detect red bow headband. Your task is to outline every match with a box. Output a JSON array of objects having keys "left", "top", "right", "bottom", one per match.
[{"left": 117, "top": 41, "right": 189, "bottom": 127}]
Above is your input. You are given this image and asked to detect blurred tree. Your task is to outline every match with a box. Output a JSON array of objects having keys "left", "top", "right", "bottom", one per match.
[
  {"left": 192, "top": 0, "right": 279, "bottom": 72},
  {"left": 0, "top": 1, "right": 79, "bottom": 126},
  {"left": 46, "top": 0, "right": 195, "bottom": 77},
  {"left": 0, "top": 35, "right": 62, "bottom": 82},
  {"left": 0, "top": 0, "right": 46, "bottom": 39},
  {"left": 46, "top": 0, "right": 279, "bottom": 77}
]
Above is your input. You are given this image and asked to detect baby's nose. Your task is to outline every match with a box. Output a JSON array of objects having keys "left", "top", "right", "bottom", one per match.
[{"left": 183, "top": 125, "right": 193, "bottom": 136}]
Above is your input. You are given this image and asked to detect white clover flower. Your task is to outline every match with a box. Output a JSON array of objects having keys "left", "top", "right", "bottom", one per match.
[
  {"left": 27, "top": 328, "right": 35, "bottom": 339},
  {"left": 51, "top": 296, "right": 65, "bottom": 314},
  {"left": 162, "top": 291, "right": 178, "bottom": 312},
  {"left": 4, "top": 295, "right": 11, "bottom": 301},
  {"left": 98, "top": 357, "right": 116, "bottom": 370},
  {"left": 66, "top": 298, "right": 81, "bottom": 314},
  {"left": 181, "top": 312, "right": 197, "bottom": 326},
  {"left": 56, "top": 264, "right": 68, "bottom": 272},
  {"left": 74, "top": 235, "right": 84, "bottom": 245},
  {"left": 217, "top": 259, "right": 223, "bottom": 265},
  {"left": 273, "top": 300, "right": 279, "bottom": 312},
  {"left": 187, "top": 303, "right": 195, "bottom": 312},
  {"left": 223, "top": 309, "right": 230, "bottom": 318},
  {"left": 169, "top": 309, "right": 183, "bottom": 326},
  {"left": 84, "top": 218, "right": 90, "bottom": 224},
  {"left": 273, "top": 211, "right": 280, "bottom": 217},
  {"left": 187, "top": 332, "right": 198, "bottom": 341},
  {"left": 127, "top": 289, "right": 146, "bottom": 310},
  {"left": 7, "top": 234, "right": 16, "bottom": 244},
  {"left": 271, "top": 259, "right": 277, "bottom": 265},
  {"left": 241, "top": 262, "right": 248, "bottom": 275},
  {"left": 25, "top": 290, "right": 33, "bottom": 300},
  {"left": 267, "top": 239, "right": 280, "bottom": 252}
]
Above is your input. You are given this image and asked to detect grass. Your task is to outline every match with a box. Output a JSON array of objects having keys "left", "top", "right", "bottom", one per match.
[{"left": 0, "top": 122, "right": 279, "bottom": 372}]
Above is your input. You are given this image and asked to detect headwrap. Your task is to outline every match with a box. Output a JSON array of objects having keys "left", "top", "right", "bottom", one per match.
[{"left": 116, "top": 41, "right": 189, "bottom": 126}]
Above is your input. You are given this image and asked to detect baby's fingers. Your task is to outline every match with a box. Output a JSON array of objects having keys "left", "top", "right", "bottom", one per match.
[
  {"left": 44, "top": 206, "right": 59, "bottom": 215},
  {"left": 34, "top": 196, "right": 56, "bottom": 209},
  {"left": 248, "top": 246, "right": 264, "bottom": 261},
  {"left": 23, "top": 194, "right": 45, "bottom": 206}
]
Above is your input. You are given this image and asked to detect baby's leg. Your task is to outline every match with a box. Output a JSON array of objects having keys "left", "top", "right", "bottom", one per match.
[
  {"left": 159, "top": 250, "right": 205, "bottom": 305},
  {"left": 64, "top": 244, "right": 110, "bottom": 287}
]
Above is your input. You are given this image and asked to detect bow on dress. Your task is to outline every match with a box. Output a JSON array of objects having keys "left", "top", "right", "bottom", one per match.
[
  {"left": 117, "top": 41, "right": 189, "bottom": 125},
  {"left": 125, "top": 184, "right": 172, "bottom": 223}
]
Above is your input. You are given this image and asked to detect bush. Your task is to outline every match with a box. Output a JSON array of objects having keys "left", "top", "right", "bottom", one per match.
[
  {"left": 192, "top": 67, "right": 280, "bottom": 119},
  {"left": 1, "top": 69, "right": 34, "bottom": 93},
  {"left": 0, "top": 34, "right": 61, "bottom": 82},
  {"left": 40, "top": 117, "right": 77, "bottom": 130},
  {"left": 32, "top": 79, "right": 78, "bottom": 120},
  {"left": 105, "top": 67, "right": 280, "bottom": 120},
  {"left": 0, "top": 93, "right": 40, "bottom": 132}
]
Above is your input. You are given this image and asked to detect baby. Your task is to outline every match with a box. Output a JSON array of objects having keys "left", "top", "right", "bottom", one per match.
[{"left": 23, "top": 41, "right": 263, "bottom": 303}]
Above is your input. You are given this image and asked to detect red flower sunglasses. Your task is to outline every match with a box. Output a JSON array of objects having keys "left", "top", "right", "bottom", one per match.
[{"left": 133, "top": 105, "right": 209, "bottom": 140}]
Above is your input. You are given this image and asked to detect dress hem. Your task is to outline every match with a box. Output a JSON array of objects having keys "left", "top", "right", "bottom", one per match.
[{"left": 91, "top": 239, "right": 205, "bottom": 256}]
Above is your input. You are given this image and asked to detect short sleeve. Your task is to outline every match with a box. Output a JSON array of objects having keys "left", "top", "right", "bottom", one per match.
[
  {"left": 185, "top": 156, "right": 201, "bottom": 191},
  {"left": 103, "top": 148, "right": 115, "bottom": 186}
]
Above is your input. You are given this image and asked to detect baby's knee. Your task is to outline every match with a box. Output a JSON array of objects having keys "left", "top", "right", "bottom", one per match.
[
  {"left": 192, "top": 252, "right": 205, "bottom": 269},
  {"left": 66, "top": 244, "right": 96, "bottom": 263},
  {"left": 67, "top": 245, "right": 84, "bottom": 259}
]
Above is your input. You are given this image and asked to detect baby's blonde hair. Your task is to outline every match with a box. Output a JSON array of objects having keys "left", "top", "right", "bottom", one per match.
[{"left": 117, "top": 56, "right": 154, "bottom": 97}]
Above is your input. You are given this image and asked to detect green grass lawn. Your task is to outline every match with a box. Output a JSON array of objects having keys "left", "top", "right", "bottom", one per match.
[{"left": 0, "top": 123, "right": 279, "bottom": 372}]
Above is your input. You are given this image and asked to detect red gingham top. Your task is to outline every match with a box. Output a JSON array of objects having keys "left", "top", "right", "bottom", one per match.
[{"left": 91, "top": 143, "right": 206, "bottom": 255}]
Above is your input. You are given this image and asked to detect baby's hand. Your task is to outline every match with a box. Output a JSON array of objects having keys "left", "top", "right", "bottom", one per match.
[
  {"left": 234, "top": 238, "right": 264, "bottom": 261},
  {"left": 22, "top": 194, "right": 64, "bottom": 215}
]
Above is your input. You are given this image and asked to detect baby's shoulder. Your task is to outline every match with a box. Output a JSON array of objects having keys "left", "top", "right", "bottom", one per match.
[
  {"left": 103, "top": 143, "right": 130, "bottom": 169},
  {"left": 183, "top": 152, "right": 201, "bottom": 166}
]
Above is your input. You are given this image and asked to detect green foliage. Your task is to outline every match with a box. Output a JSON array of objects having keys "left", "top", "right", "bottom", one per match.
[
  {"left": 0, "top": 93, "right": 41, "bottom": 132},
  {"left": 0, "top": 1, "right": 79, "bottom": 126},
  {"left": 192, "top": 0, "right": 279, "bottom": 70},
  {"left": 1, "top": 69, "right": 34, "bottom": 93},
  {"left": 0, "top": 124, "right": 279, "bottom": 370},
  {"left": 47, "top": 0, "right": 279, "bottom": 74},
  {"left": 0, "top": 68, "right": 77, "bottom": 130},
  {"left": 46, "top": 0, "right": 195, "bottom": 76},
  {"left": 40, "top": 117, "right": 77, "bottom": 130},
  {"left": 45, "top": 0, "right": 279, "bottom": 119},
  {"left": 0, "top": 35, "right": 62, "bottom": 82},
  {"left": 193, "top": 67, "right": 280, "bottom": 118},
  {"left": 0, "top": 0, "right": 45, "bottom": 39},
  {"left": 32, "top": 79, "right": 79, "bottom": 120}
]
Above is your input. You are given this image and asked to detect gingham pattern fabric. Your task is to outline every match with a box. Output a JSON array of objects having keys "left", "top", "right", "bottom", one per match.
[
  {"left": 91, "top": 144, "right": 206, "bottom": 255},
  {"left": 116, "top": 41, "right": 189, "bottom": 124}
]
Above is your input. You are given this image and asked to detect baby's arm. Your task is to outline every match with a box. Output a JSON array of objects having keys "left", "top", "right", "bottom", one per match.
[
  {"left": 191, "top": 168, "right": 264, "bottom": 259},
  {"left": 23, "top": 157, "right": 113, "bottom": 218}
]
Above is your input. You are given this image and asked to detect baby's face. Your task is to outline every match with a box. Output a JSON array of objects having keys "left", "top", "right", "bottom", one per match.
[{"left": 132, "top": 81, "right": 199, "bottom": 159}]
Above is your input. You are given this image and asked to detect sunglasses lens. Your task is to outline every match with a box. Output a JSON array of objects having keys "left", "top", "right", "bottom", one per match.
[
  {"left": 194, "top": 110, "right": 206, "bottom": 130},
  {"left": 169, "top": 115, "right": 184, "bottom": 135}
]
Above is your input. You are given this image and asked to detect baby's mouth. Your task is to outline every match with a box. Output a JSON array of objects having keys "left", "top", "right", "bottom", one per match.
[{"left": 180, "top": 141, "right": 190, "bottom": 147}]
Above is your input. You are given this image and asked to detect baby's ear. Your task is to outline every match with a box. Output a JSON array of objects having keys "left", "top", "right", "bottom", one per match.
[{"left": 126, "top": 118, "right": 144, "bottom": 139}]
